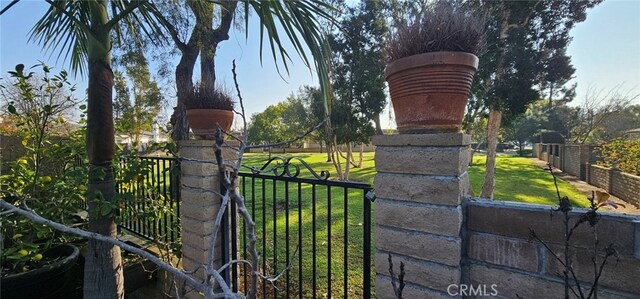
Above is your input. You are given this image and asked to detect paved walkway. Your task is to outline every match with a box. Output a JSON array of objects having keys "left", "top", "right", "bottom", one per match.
[{"left": 529, "top": 158, "right": 640, "bottom": 215}]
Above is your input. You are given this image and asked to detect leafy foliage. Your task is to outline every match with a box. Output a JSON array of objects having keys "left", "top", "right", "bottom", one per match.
[
  {"left": 329, "top": 0, "right": 388, "bottom": 135},
  {"left": 1, "top": 64, "right": 87, "bottom": 275},
  {"left": 599, "top": 138, "right": 640, "bottom": 175},
  {"left": 113, "top": 51, "right": 163, "bottom": 144}
]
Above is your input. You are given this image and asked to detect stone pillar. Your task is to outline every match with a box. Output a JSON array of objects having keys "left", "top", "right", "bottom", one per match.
[
  {"left": 179, "top": 140, "right": 237, "bottom": 297},
  {"left": 373, "top": 133, "right": 470, "bottom": 298}
]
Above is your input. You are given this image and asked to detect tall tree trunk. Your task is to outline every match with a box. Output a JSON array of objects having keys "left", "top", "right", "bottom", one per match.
[
  {"left": 171, "top": 46, "right": 198, "bottom": 141},
  {"left": 344, "top": 142, "right": 352, "bottom": 180},
  {"left": 326, "top": 142, "right": 332, "bottom": 162},
  {"left": 480, "top": 109, "right": 502, "bottom": 199},
  {"left": 330, "top": 137, "right": 344, "bottom": 180},
  {"left": 358, "top": 143, "right": 364, "bottom": 167},
  {"left": 84, "top": 3, "right": 123, "bottom": 297},
  {"left": 374, "top": 113, "right": 383, "bottom": 135}
]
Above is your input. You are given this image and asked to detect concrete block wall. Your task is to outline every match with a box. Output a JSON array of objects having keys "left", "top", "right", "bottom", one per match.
[
  {"left": 373, "top": 133, "right": 470, "bottom": 298},
  {"left": 465, "top": 200, "right": 640, "bottom": 298},
  {"left": 610, "top": 170, "right": 640, "bottom": 207},
  {"left": 588, "top": 164, "right": 613, "bottom": 191},
  {"left": 563, "top": 145, "right": 582, "bottom": 178}
]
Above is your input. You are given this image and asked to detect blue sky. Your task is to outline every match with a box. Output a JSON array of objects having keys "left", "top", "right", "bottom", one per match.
[{"left": 1, "top": 0, "right": 639, "bottom": 129}]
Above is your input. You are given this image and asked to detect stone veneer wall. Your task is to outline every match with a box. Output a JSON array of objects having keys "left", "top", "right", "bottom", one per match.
[{"left": 465, "top": 199, "right": 640, "bottom": 298}]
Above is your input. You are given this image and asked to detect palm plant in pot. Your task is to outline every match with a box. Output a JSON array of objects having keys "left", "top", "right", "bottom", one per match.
[
  {"left": 185, "top": 84, "right": 235, "bottom": 138},
  {"left": 386, "top": 1, "right": 486, "bottom": 133}
]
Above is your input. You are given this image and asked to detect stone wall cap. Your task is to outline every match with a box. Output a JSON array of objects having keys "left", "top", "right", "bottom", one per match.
[
  {"left": 373, "top": 133, "right": 471, "bottom": 147},
  {"left": 466, "top": 197, "right": 640, "bottom": 222},
  {"left": 179, "top": 140, "right": 217, "bottom": 147}
]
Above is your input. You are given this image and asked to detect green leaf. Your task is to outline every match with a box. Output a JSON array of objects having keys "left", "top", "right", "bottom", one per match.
[
  {"left": 7, "top": 104, "right": 17, "bottom": 115},
  {"left": 100, "top": 204, "right": 112, "bottom": 216}
]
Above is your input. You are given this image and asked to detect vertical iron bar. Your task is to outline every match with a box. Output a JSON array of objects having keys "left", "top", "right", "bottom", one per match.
[
  {"left": 363, "top": 189, "right": 372, "bottom": 299},
  {"left": 162, "top": 159, "right": 168, "bottom": 243},
  {"left": 251, "top": 176, "right": 256, "bottom": 293},
  {"left": 170, "top": 159, "right": 176, "bottom": 242},
  {"left": 262, "top": 178, "right": 267, "bottom": 297},
  {"left": 220, "top": 177, "right": 230, "bottom": 285},
  {"left": 327, "top": 185, "right": 332, "bottom": 297},
  {"left": 312, "top": 184, "right": 317, "bottom": 299},
  {"left": 272, "top": 178, "right": 278, "bottom": 299},
  {"left": 242, "top": 175, "right": 247, "bottom": 292},
  {"left": 343, "top": 187, "right": 348, "bottom": 298},
  {"left": 297, "top": 182, "right": 303, "bottom": 299},
  {"left": 285, "top": 181, "right": 290, "bottom": 299},
  {"left": 231, "top": 182, "right": 238, "bottom": 292},
  {"left": 154, "top": 158, "right": 160, "bottom": 239}
]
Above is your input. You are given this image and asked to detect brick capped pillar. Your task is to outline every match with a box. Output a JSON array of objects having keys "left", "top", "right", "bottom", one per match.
[
  {"left": 179, "top": 140, "right": 237, "bottom": 297},
  {"left": 373, "top": 133, "right": 470, "bottom": 298}
]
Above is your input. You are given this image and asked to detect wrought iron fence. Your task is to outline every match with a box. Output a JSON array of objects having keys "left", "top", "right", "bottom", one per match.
[
  {"left": 116, "top": 156, "right": 181, "bottom": 243},
  {"left": 223, "top": 157, "right": 375, "bottom": 298}
]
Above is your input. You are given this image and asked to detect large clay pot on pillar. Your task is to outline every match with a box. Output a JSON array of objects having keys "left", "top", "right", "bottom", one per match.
[
  {"left": 186, "top": 109, "right": 234, "bottom": 138},
  {"left": 385, "top": 51, "right": 478, "bottom": 133}
]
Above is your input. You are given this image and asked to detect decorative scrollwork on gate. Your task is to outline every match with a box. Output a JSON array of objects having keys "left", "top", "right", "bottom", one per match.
[{"left": 241, "top": 156, "right": 330, "bottom": 180}]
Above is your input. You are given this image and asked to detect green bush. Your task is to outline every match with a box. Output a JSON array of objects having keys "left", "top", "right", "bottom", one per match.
[{"left": 600, "top": 138, "right": 640, "bottom": 175}]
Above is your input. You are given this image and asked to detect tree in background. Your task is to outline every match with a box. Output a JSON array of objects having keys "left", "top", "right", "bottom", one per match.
[
  {"left": 472, "top": 0, "right": 602, "bottom": 199},
  {"left": 570, "top": 85, "right": 639, "bottom": 143},
  {"left": 248, "top": 103, "right": 287, "bottom": 159},
  {"left": 112, "top": 52, "right": 163, "bottom": 146},
  {"left": 503, "top": 111, "right": 540, "bottom": 156},
  {"left": 598, "top": 104, "right": 640, "bottom": 141},
  {"left": 325, "top": 0, "right": 388, "bottom": 179},
  {"left": 329, "top": 0, "right": 388, "bottom": 135}
]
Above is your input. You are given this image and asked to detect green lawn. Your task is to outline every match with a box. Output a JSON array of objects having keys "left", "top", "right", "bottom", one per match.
[{"left": 468, "top": 154, "right": 590, "bottom": 207}]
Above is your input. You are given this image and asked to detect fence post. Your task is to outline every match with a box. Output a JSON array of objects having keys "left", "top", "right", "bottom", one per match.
[
  {"left": 178, "top": 140, "right": 237, "bottom": 298},
  {"left": 372, "top": 133, "right": 470, "bottom": 298}
]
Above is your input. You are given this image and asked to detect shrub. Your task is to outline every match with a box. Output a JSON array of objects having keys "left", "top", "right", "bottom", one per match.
[{"left": 599, "top": 138, "right": 640, "bottom": 175}]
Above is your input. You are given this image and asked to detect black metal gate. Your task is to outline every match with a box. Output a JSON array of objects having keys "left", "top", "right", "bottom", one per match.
[{"left": 223, "top": 157, "right": 375, "bottom": 298}]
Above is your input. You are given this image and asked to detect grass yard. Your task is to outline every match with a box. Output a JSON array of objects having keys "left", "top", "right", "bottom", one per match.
[{"left": 468, "top": 154, "right": 590, "bottom": 207}]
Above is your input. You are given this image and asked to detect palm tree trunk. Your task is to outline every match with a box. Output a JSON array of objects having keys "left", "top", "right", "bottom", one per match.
[{"left": 84, "top": 3, "right": 123, "bottom": 296}]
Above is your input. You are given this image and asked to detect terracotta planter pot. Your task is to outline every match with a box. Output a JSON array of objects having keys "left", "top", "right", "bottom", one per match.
[
  {"left": 186, "top": 109, "right": 234, "bottom": 138},
  {"left": 385, "top": 51, "right": 479, "bottom": 133}
]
